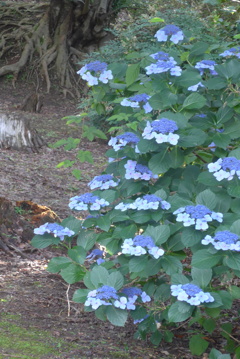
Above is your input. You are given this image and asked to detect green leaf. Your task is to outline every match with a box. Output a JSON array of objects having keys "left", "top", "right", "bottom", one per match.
[
  {"left": 95, "top": 215, "right": 111, "bottom": 232},
  {"left": 144, "top": 225, "right": 170, "bottom": 245},
  {"left": 197, "top": 172, "right": 219, "bottom": 187},
  {"left": 189, "top": 334, "right": 209, "bottom": 355},
  {"left": 169, "top": 147, "right": 185, "bottom": 169},
  {"left": 168, "top": 301, "right": 193, "bottom": 322},
  {"left": 107, "top": 271, "right": 124, "bottom": 290},
  {"left": 112, "top": 224, "right": 137, "bottom": 239},
  {"left": 168, "top": 194, "right": 193, "bottom": 212},
  {"left": 90, "top": 266, "right": 109, "bottom": 287},
  {"left": 205, "top": 77, "right": 228, "bottom": 90},
  {"left": 130, "top": 211, "right": 151, "bottom": 224},
  {"left": 196, "top": 189, "right": 217, "bottom": 210},
  {"left": 76, "top": 150, "right": 94, "bottom": 164},
  {"left": 230, "top": 220, "right": 240, "bottom": 236},
  {"left": 192, "top": 249, "right": 223, "bottom": 268},
  {"left": 175, "top": 69, "right": 202, "bottom": 88},
  {"left": 182, "top": 93, "right": 206, "bottom": 110},
  {"left": 106, "top": 306, "right": 128, "bottom": 326},
  {"left": 77, "top": 230, "right": 98, "bottom": 251},
  {"left": 150, "top": 331, "right": 162, "bottom": 346},
  {"left": 60, "top": 263, "right": 86, "bottom": 284},
  {"left": 216, "top": 106, "right": 234, "bottom": 125},
  {"left": 126, "top": 63, "right": 140, "bottom": 86},
  {"left": 191, "top": 267, "right": 212, "bottom": 287},
  {"left": 61, "top": 216, "right": 82, "bottom": 234},
  {"left": 161, "top": 256, "right": 182, "bottom": 275},
  {"left": 228, "top": 285, "right": 240, "bottom": 299},
  {"left": 202, "top": 318, "right": 216, "bottom": 333},
  {"left": 47, "top": 256, "right": 72, "bottom": 273},
  {"left": 72, "top": 288, "right": 89, "bottom": 303},
  {"left": 223, "top": 252, "right": 240, "bottom": 271},
  {"left": 149, "top": 17, "right": 164, "bottom": 23},
  {"left": 179, "top": 128, "right": 207, "bottom": 147},
  {"left": 129, "top": 256, "right": 148, "bottom": 273},
  {"left": 189, "top": 42, "right": 209, "bottom": 58},
  {"left": 215, "top": 59, "right": 240, "bottom": 80},
  {"left": 227, "top": 177, "right": 240, "bottom": 198},
  {"left": 181, "top": 227, "right": 203, "bottom": 247},
  {"left": 148, "top": 151, "right": 170, "bottom": 174},
  {"left": 149, "top": 91, "right": 178, "bottom": 110},
  {"left": 31, "top": 234, "right": 59, "bottom": 249},
  {"left": 67, "top": 246, "right": 86, "bottom": 265}
]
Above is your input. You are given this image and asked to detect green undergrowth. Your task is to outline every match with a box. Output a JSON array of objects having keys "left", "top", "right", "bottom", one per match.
[{"left": 0, "top": 313, "right": 76, "bottom": 359}]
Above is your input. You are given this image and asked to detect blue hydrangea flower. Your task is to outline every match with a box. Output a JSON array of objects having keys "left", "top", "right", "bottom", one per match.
[
  {"left": 122, "top": 287, "right": 151, "bottom": 303},
  {"left": 145, "top": 51, "right": 182, "bottom": 76},
  {"left": 154, "top": 25, "right": 184, "bottom": 44},
  {"left": 33, "top": 222, "right": 75, "bottom": 241},
  {"left": 133, "top": 315, "right": 149, "bottom": 324},
  {"left": 115, "top": 194, "right": 171, "bottom": 211},
  {"left": 86, "top": 249, "right": 105, "bottom": 263},
  {"left": 77, "top": 61, "right": 113, "bottom": 86},
  {"left": 108, "top": 132, "right": 140, "bottom": 152},
  {"left": 124, "top": 160, "right": 158, "bottom": 181},
  {"left": 85, "top": 285, "right": 118, "bottom": 309},
  {"left": 173, "top": 204, "right": 223, "bottom": 230},
  {"left": 208, "top": 157, "right": 240, "bottom": 181},
  {"left": 69, "top": 193, "right": 109, "bottom": 211},
  {"left": 171, "top": 283, "right": 214, "bottom": 306},
  {"left": 121, "top": 235, "right": 164, "bottom": 259},
  {"left": 195, "top": 60, "right": 218, "bottom": 76},
  {"left": 219, "top": 47, "right": 240, "bottom": 59},
  {"left": 121, "top": 94, "right": 153, "bottom": 114},
  {"left": 142, "top": 118, "right": 179, "bottom": 145},
  {"left": 202, "top": 230, "right": 240, "bottom": 251},
  {"left": 88, "top": 174, "right": 119, "bottom": 190},
  {"left": 188, "top": 82, "right": 205, "bottom": 92}
]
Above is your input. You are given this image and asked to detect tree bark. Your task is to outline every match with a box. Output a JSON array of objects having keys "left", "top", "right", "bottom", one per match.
[{"left": 0, "top": 112, "right": 45, "bottom": 152}]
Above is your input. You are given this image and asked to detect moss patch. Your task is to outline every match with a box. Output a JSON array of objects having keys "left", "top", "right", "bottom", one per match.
[{"left": 0, "top": 313, "right": 75, "bottom": 359}]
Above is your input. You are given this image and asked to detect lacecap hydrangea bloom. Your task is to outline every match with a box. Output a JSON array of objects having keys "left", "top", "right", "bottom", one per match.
[
  {"left": 77, "top": 61, "right": 113, "bottom": 86},
  {"left": 69, "top": 193, "right": 109, "bottom": 211},
  {"left": 202, "top": 230, "right": 240, "bottom": 251},
  {"left": 124, "top": 160, "right": 158, "bottom": 181},
  {"left": 173, "top": 204, "right": 223, "bottom": 230},
  {"left": 121, "top": 235, "right": 164, "bottom": 259},
  {"left": 219, "top": 47, "right": 240, "bottom": 59},
  {"left": 154, "top": 24, "right": 184, "bottom": 44},
  {"left": 188, "top": 82, "right": 205, "bottom": 92},
  {"left": 33, "top": 222, "right": 75, "bottom": 241},
  {"left": 122, "top": 287, "right": 151, "bottom": 303},
  {"left": 88, "top": 174, "right": 119, "bottom": 190},
  {"left": 108, "top": 132, "right": 140, "bottom": 152},
  {"left": 142, "top": 118, "right": 179, "bottom": 145},
  {"left": 171, "top": 283, "right": 214, "bottom": 306},
  {"left": 115, "top": 194, "right": 171, "bottom": 212},
  {"left": 195, "top": 60, "right": 218, "bottom": 76},
  {"left": 208, "top": 157, "right": 240, "bottom": 181},
  {"left": 145, "top": 51, "right": 182, "bottom": 76},
  {"left": 121, "top": 94, "right": 152, "bottom": 114},
  {"left": 86, "top": 248, "right": 105, "bottom": 265}
]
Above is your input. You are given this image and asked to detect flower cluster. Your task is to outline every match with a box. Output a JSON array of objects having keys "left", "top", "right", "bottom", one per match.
[
  {"left": 115, "top": 194, "right": 171, "bottom": 211},
  {"left": 85, "top": 285, "right": 150, "bottom": 310},
  {"left": 121, "top": 235, "right": 164, "bottom": 259},
  {"left": 86, "top": 248, "right": 105, "bottom": 265},
  {"left": 88, "top": 174, "right": 119, "bottom": 190},
  {"left": 208, "top": 157, "right": 240, "bottom": 181},
  {"left": 145, "top": 51, "right": 182, "bottom": 76},
  {"left": 33, "top": 222, "right": 75, "bottom": 241},
  {"left": 69, "top": 193, "right": 109, "bottom": 211},
  {"left": 121, "top": 94, "right": 152, "bottom": 113},
  {"left": 202, "top": 231, "right": 240, "bottom": 251},
  {"left": 171, "top": 283, "right": 214, "bottom": 306},
  {"left": 195, "top": 60, "right": 218, "bottom": 76},
  {"left": 108, "top": 132, "right": 140, "bottom": 152},
  {"left": 142, "top": 118, "right": 179, "bottom": 145},
  {"left": 220, "top": 47, "right": 240, "bottom": 59},
  {"left": 154, "top": 25, "right": 184, "bottom": 44},
  {"left": 124, "top": 160, "right": 158, "bottom": 181},
  {"left": 77, "top": 61, "right": 113, "bottom": 86},
  {"left": 188, "top": 82, "right": 205, "bottom": 92},
  {"left": 173, "top": 204, "right": 223, "bottom": 230}
]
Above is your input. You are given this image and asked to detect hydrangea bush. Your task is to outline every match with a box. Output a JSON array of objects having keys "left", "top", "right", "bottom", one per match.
[{"left": 31, "top": 21, "right": 240, "bottom": 358}]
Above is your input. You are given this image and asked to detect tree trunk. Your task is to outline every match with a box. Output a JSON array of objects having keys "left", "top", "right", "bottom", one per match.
[
  {"left": 0, "top": 0, "right": 114, "bottom": 95},
  {"left": 0, "top": 112, "right": 45, "bottom": 152}
]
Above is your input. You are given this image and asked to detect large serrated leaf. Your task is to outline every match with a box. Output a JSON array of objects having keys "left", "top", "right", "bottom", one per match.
[
  {"left": 106, "top": 306, "right": 128, "bottom": 326},
  {"left": 182, "top": 93, "right": 206, "bottom": 110}
]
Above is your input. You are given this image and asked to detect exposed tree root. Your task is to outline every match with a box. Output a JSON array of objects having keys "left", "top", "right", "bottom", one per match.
[{"left": 0, "top": 0, "right": 114, "bottom": 96}]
